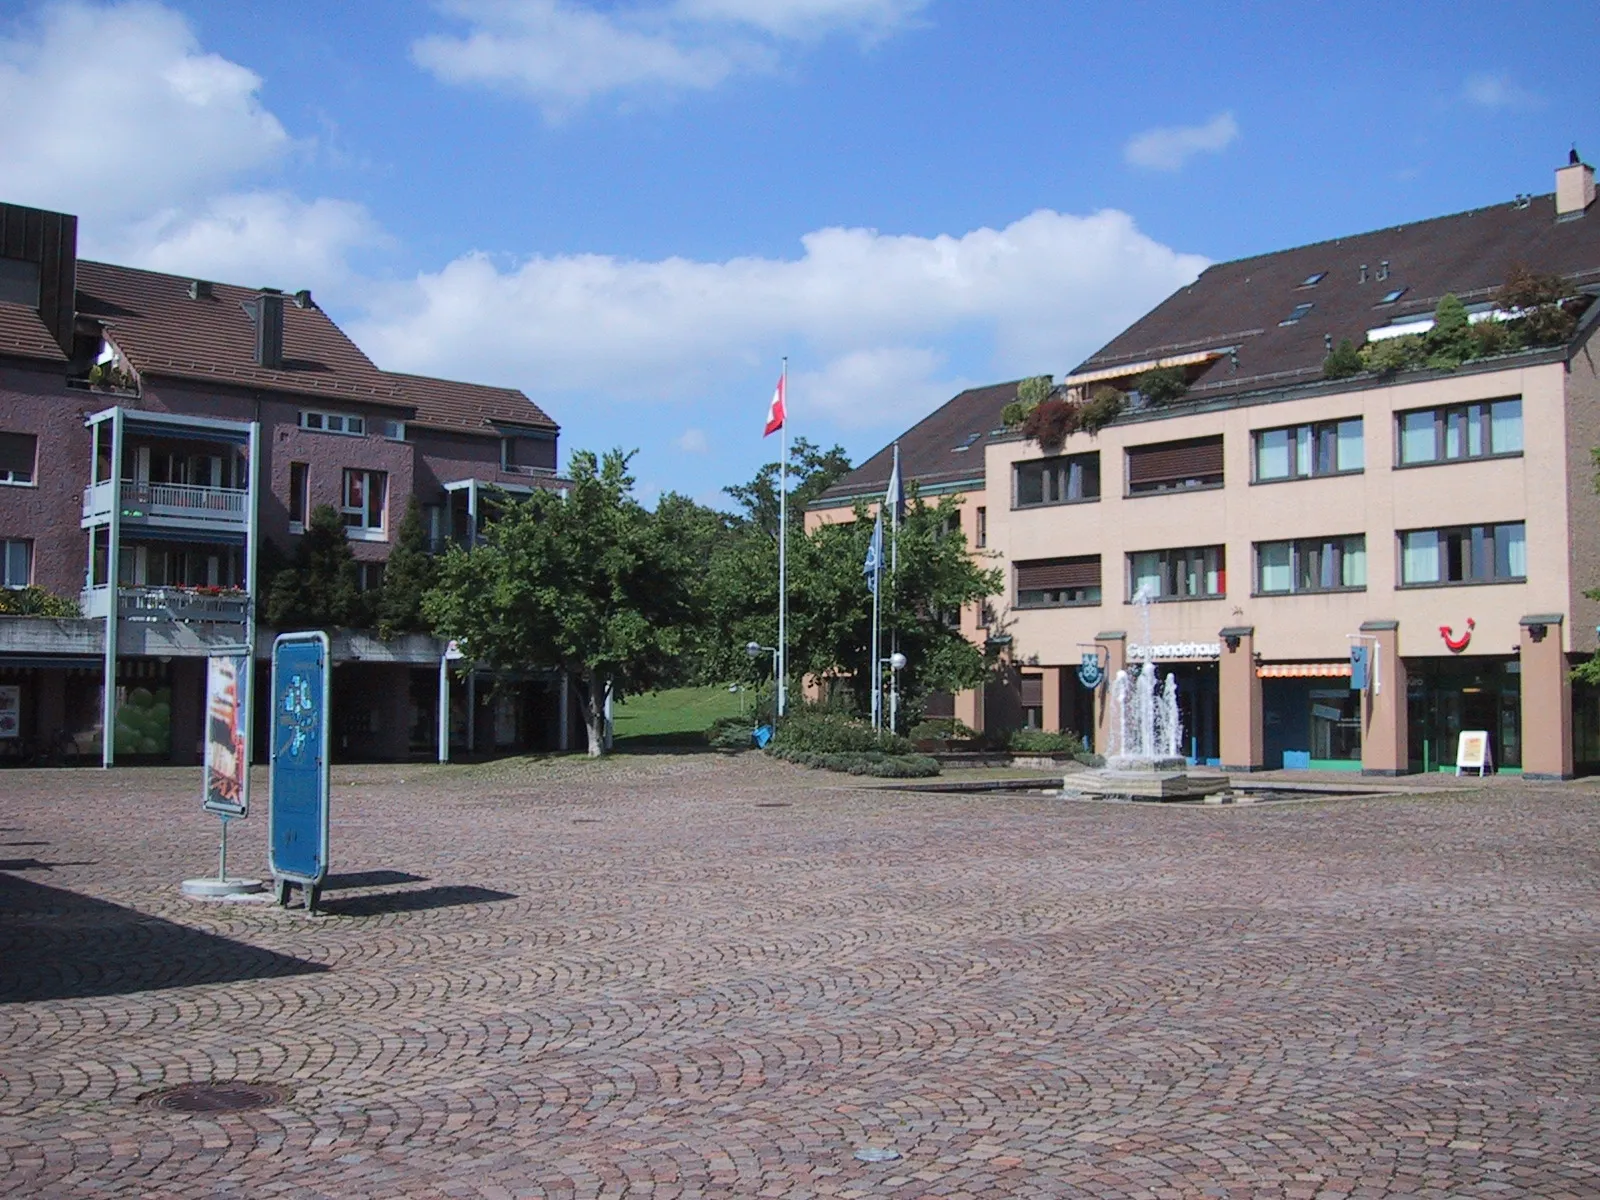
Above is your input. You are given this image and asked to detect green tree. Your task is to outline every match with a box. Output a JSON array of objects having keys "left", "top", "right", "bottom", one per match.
[
  {"left": 375, "top": 496, "right": 436, "bottom": 639},
  {"left": 422, "top": 449, "right": 697, "bottom": 756},
  {"left": 266, "top": 504, "right": 368, "bottom": 628},
  {"left": 1424, "top": 294, "right": 1477, "bottom": 371},
  {"left": 1322, "top": 338, "right": 1365, "bottom": 380},
  {"left": 723, "top": 437, "right": 852, "bottom": 538}
]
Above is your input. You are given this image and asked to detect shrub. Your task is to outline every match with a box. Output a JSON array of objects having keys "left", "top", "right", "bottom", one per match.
[
  {"left": 768, "top": 746, "right": 940, "bottom": 777},
  {"left": 1423, "top": 294, "right": 1477, "bottom": 371},
  {"left": 0, "top": 586, "right": 81, "bottom": 618},
  {"left": 1019, "top": 396, "right": 1080, "bottom": 448},
  {"left": 1468, "top": 317, "right": 1523, "bottom": 358},
  {"left": 1000, "top": 400, "right": 1028, "bottom": 428},
  {"left": 1360, "top": 334, "right": 1424, "bottom": 375},
  {"left": 1074, "top": 751, "right": 1106, "bottom": 768},
  {"left": 1321, "top": 338, "right": 1365, "bottom": 380},
  {"left": 909, "top": 717, "right": 976, "bottom": 742},
  {"left": 1131, "top": 366, "right": 1188, "bottom": 405},
  {"left": 1007, "top": 728, "right": 1084, "bottom": 755},
  {"left": 706, "top": 715, "right": 755, "bottom": 750},
  {"left": 1078, "top": 385, "right": 1125, "bottom": 434},
  {"left": 769, "top": 709, "right": 911, "bottom": 755}
]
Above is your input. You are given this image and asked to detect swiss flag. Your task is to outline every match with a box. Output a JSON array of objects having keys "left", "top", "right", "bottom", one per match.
[{"left": 763, "top": 374, "right": 786, "bottom": 437}]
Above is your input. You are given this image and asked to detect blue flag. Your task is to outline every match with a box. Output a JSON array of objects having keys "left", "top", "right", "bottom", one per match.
[{"left": 863, "top": 512, "right": 883, "bottom": 593}]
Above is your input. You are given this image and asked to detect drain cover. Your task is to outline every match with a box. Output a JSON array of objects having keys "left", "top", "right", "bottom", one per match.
[
  {"left": 854, "top": 1146, "right": 901, "bottom": 1163},
  {"left": 755, "top": 802, "right": 791, "bottom": 808},
  {"left": 140, "top": 1082, "right": 290, "bottom": 1114}
]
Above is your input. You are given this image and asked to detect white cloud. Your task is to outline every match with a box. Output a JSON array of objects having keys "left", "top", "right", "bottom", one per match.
[
  {"left": 0, "top": 1, "right": 291, "bottom": 219},
  {"left": 1461, "top": 73, "right": 1543, "bottom": 112},
  {"left": 676, "top": 428, "right": 710, "bottom": 452},
  {"left": 412, "top": 0, "right": 928, "bottom": 115},
  {"left": 1123, "top": 112, "right": 1239, "bottom": 172},
  {"left": 349, "top": 208, "right": 1208, "bottom": 427}
]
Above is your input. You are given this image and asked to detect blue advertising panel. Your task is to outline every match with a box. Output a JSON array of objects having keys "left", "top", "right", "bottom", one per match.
[
  {"left": 1349, "top": 644, "right": 1370, "bottom": 692},
  {"left": 269, "top": 632, "right": 330, "bottom": 886}
]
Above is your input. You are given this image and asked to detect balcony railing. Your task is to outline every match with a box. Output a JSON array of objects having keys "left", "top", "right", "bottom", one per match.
[
  {"left": 82, "top": 480, "right": 250, "bottom": 527},
  {"left": 80, "top": 585, "right": 251, "bottom": 624}
]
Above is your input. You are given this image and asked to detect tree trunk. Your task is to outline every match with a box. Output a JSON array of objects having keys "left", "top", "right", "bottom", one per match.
[{"left": 579, "top": 670, "right": 607, "bottom": 757}]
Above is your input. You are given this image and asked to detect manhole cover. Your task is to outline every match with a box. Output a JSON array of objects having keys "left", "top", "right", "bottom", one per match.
[
  {"left": 139, "top": 1082, "right": 290, "bottom": 1114},
  {"left": 571, "top": 818, "right": 601, "bottom": 824},
  {"left": 854, "top": 1146, "right": 901, "bottom": 1163},
  {"left": 755, "top": 802, "right": 791, "bottom": 808}
]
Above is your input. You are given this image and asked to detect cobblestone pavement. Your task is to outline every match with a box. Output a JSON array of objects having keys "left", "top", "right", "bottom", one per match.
[{"left": 2, "top": 756, "right": 1597, "bottom": 1199}]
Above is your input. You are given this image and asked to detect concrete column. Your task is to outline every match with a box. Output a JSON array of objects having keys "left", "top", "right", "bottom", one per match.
[
  {"left": 1519, "top": 614, "right": 1573, "bottom": 780},
  {"left": 955, "top": 684, "right": 983, "bottom": 734},
  {"left": 1218, "top": 626, "right": 1264, "bottom": 772},
  {"left": 1040, "top": 666, "right": 1063, "bottom": 732},
  {"left": 1359, "top": 620, "right": 1409, "bottom": 775},
  {"left": 1093, "top": 631, "right": 1127, "bottom": 756}
]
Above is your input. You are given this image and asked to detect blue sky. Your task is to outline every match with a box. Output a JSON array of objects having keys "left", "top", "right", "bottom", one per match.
[{"left": 2, "top": 0, "right": 1593, "bottom": 506}]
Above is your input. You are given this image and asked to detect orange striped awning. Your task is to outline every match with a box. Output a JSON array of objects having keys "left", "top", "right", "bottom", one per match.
[{"left": 1256, "top": 662, "right": 1352, "bottom": 679}]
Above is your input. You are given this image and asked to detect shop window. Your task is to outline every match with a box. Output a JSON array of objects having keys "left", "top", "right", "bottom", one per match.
[
  {"left": 1399, "top": 522, "right": 1525, "bottom": 585},
  {"left": 1253, "top": 419, "right": 1362, "bottom": 481},
  {"left": 300, "top": 409, "right": 367, "bottom": 437},
  {"left": 341, "top": 469, "right": 388, "bottom": 537},
  {"left": 1129, "top": 546, "right": 1224, "bottom": 600},
  {"left": 1126, "top": 436, "right": 1223, "bottom": 496},
  {"left": 1396, "top": 399, "right": 1522, "bottom": 466},
  {"left": 1016, "top": 557, "right": 1101, "bottom": 608},
  {"left": 1255, "top": 536, "right": 1366, "bottom": 594},
  {"left": 0, "top": 432, "right": 37, "bottom": 485},
  {"left": 288, "top": 462, "right": 309, "bottom": 531},
  {"left": 2, "top": 539, "right": 31, "bottom": 588},
  {"left": 1015, "top": 453, "right": 1100, "bottom": 507}
]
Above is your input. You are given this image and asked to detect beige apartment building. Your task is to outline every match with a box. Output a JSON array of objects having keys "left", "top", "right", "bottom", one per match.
[{"left": 812, "top": 154, "right": 1600, "bottom": 777}]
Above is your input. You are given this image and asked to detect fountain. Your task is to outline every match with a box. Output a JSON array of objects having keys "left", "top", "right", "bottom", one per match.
[{"left": 1070, "top": 588, "right": 1229, "bottom": 801}]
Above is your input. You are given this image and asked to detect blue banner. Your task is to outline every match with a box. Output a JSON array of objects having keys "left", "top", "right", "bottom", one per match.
[
  {"left": 269, "top": 632, "right": 330, "bottom": 885},
  {"left": 1349, "top": 644, "right": 1369, "bottom": 692}
]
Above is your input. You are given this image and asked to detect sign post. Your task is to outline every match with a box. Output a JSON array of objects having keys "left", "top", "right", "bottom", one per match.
[
  {"left": 269, "top": 631, "right": 331, "bottom": 911},
  {"left": 181, "top": 653, "right": 262, "bottom": 898}
]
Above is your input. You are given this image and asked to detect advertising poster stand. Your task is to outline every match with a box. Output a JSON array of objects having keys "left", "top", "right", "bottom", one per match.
[
  {"left": 269, "top": 631, "right": 332, "bottom": 911},
  {"left": 181, "top": 651, "right": 262, "bottom": 898}
]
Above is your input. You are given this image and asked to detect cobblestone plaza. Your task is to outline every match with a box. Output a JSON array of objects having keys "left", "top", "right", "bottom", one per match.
[{"left": 2, "top": 758, "right": 1596, "bottom": 1198}]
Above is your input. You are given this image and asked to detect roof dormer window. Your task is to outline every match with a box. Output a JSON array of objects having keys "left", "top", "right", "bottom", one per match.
[
  {"left": 1299, "top": 271, "right": 1327, "bottom": 288},
  {"left": 1279, "top": 302, "right": 1315, "bottom": 326},
  {"left": 1376, "top": 287, "right": 1407, "bottom": 306}
]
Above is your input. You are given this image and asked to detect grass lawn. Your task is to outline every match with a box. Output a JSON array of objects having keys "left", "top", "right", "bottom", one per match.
[{"left": 611, "top": 685, "right": 751, "bottom": 747}]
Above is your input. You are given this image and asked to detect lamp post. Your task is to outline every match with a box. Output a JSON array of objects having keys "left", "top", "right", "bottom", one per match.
[
  {"left": 881, "top": 651, "right": 906, "bottom": 734},
  {"left": 747, "top": 641, "right": 780, "bottom": 720}
]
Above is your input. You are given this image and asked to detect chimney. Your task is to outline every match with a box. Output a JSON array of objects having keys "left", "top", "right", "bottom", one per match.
[
  {"left": 254, "top": 291, "right": 285, "bottom": 369},
  {"left": 1556, "top": 149, "right": 1595, "bottom": 217},
  {"left": 293, "top": 289, "right": 314, "bottom": 309}
]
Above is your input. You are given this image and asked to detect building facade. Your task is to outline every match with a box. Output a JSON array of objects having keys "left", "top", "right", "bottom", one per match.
[
  {"left": 0, "top": 199, "right": 572, "bottom": 765},
  {"left": 813, "top": 155, "right": 1600, "bottom": 777}
]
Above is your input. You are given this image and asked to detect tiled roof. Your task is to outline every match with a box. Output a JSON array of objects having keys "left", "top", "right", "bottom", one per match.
[
  {"left": 388, "top": 371, "right": 557, "bottom": 434},
  {"left": 0, "top": 300, "right": 67, "bottom": 363},
  {"left": 1075, "top": 192, "right": 1600, "bottom": 401},
  {"left": 74, "top": 261, "right": 409, "bottom": 405},
  {"left": 812, "top": 381, "right": 1021, "bottom": 507}
]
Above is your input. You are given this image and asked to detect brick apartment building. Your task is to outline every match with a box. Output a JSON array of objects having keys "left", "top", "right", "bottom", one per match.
[
  {"left": 0, "top": 199, "right": 573, "bottom": 765},
  {"left": 812, "top": 153, "right": 1600, "bottom": 778}
]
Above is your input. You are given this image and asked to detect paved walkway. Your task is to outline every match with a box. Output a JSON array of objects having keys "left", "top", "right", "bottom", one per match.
[{"left": 2, "top": 756, "right": 1597, "bottom": 1198}]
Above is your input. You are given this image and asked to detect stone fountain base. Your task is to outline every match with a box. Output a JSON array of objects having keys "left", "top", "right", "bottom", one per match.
[{"left": 1069, "top": 756, "right": 1231, "bottom": 802}]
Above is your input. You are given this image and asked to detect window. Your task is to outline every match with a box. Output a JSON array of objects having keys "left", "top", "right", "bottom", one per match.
[
  {"left": 2, "top": 539, "right": 30, "bottom": 588},
  {"left": 1377, "top": 287, "right": 1408, "bottom": 305},
  {"left": 1300, "top": 271, "right": 1327, "bottom": 287},
  {"left": 1014, "top": 453, "right": 1100, "bottom": 507},
  {"left": 288, "top": 462, "right": 309, "bottom": 531},
  {"left": 1127, "top": 436, "right": 1223, "bottom": 495},
  {"left": 1399, "top": 523, "right": 1526, "bottom": 586},
  {"left": 1253, "top": 419, "right": 1362, "bottom": 481},
  {"left": 1396, "top": 399, "right": 1522, "bottom": 466},
  {"left": 1020, "top": 674, "right": 1044, "bottom": 730},
  {"left": 376, "top": 418, "right": 405, "bottom": 441},
  {"left": 341, "top": 469, "right": 387, "bottom": 535},
  {"left": 355, "top": 562, "right": 385, "bottom": 591},
  {"left": 1016, "top": 557, "right": 1101, "bottom": 608},
  {"left": 975, "top": 506, "right": 987, "bottom": 548},
  {"left": 1280, "top": 301, "right": 1314, "bottom": 325},
  {"left": 1129, "top": 546, "right": 1225, "bottom": 601},
  {"left": 0, "top": 258, "right": 40, "bottom": 307},
  {"left": 0, "top": 432, "right": 37, "bottom": 485},
  {"left": 1255, "top": 536, "right": 1366, "bottom": 594},
  {"left": 300, "top": 410, "right": 366, "bottom": 436}
]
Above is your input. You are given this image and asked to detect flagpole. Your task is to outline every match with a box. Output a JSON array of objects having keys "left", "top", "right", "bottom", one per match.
[
  {"left": 871, "top": 528, "right": 881, "bottom": 731},
  {"left": 777, "top": 357, "right": 788, "bottom": 719},
  {"left": 888, "top": 442, "right": 899, "bottom": 734}
]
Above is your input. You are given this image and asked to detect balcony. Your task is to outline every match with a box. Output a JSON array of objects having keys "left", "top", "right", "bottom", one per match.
[
  {"left": 80, "top": 585, "right": 251, "bottom": 625},
  {"left": 82, "top": 480, "right": 250, "bottom": 532}
]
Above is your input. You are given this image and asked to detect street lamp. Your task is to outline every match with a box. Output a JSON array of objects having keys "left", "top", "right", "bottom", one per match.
[{"left": 880, "top": 651, "right": 907, "bottom": 733}]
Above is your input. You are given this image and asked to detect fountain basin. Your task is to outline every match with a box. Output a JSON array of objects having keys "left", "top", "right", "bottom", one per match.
[{"left": 1069, "top": 766, "right": 1231, "bottom": 801}]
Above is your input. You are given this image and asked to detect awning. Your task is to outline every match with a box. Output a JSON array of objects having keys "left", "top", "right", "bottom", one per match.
[
  {"left": 1257, "top": 663, "right": 1352, "bottom": 679},
  {"left": 1062, "top": 349, "right": 1222, "bottom": 388}
]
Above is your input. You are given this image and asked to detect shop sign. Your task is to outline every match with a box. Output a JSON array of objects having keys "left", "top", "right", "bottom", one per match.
[
  {"left": 1076, "top": 653, "right": 1105, "bottom": 689},
  {"left": 1455, "top": 730, "right": 1493, "bottom": 776},
  {"left": 1349, "top": 645, "right": 1369, "bottom": 691},
  {"left": 1439, "top": 618, "right": 1475, "bottom": 653},
  {"left": 1129, "top": 641, "right": 1221, "bottom": 661}
]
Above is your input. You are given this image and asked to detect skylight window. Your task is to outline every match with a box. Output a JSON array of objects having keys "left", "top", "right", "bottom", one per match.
[
  {"left": 1376, "top": 287, "right": 1408, "bottom": 305},
  {"left": 952, "top": 432, "right": 982, "bottom": 452},
  {"left": 1279, "top": 302, "right": 1315, "bottom": 326},
  {"left": 1299, "top": 271, "right": 1327, "bottom": 288}
]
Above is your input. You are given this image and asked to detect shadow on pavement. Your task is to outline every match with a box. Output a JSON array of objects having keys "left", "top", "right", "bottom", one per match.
[
  {"left": 321, "top": 869, "right": 429, "bottom": 891},
  {"left": 0, "top": 871, "right": 327, "bottom": 1004},
  {"left": 317, "top": 884, "right": 517, "bottom": 917}
]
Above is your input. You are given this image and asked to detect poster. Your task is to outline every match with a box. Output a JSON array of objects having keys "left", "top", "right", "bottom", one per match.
[
  {"left": 1455, "top": 730, "right": 1492, "bottom": 777},
  {"left": 203, "top": 655, "right": 251, "bottom": 816},
  {"left": 0, "top": 685, "right": 19, "bottom": 739}
]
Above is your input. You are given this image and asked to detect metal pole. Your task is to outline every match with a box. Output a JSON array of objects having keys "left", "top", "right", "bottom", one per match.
[
  {"left": 437, "top": 652, "right": 450, "bottom": 763},
  {"left": 101, "top": 408, "right": 124, "bottom": 769},
  {"left": 777, "top": 357, "right": 788, "bottom": 718},
  {"left": 871, "top": 557, "right": 881, "bottom": 731},
  {"left": 890, "top": 667, "right": 898, "bottom": 735},
  {"left": 466, "top": 670, "right": 476, "bottom": 755},
  {"left": 243, "top": 418, "right": 260, "bottom": 782},
  {"left": 217, "top": 814, "right": 229, "bottom": 882}
]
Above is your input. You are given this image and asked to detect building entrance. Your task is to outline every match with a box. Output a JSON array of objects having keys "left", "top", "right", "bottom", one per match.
[
  {"left": 1406, "top": 656, "right": 1521, "bottom": 771},
  {"left": 1158, "top": 661, "right": 1219, "bottom": 764}
]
